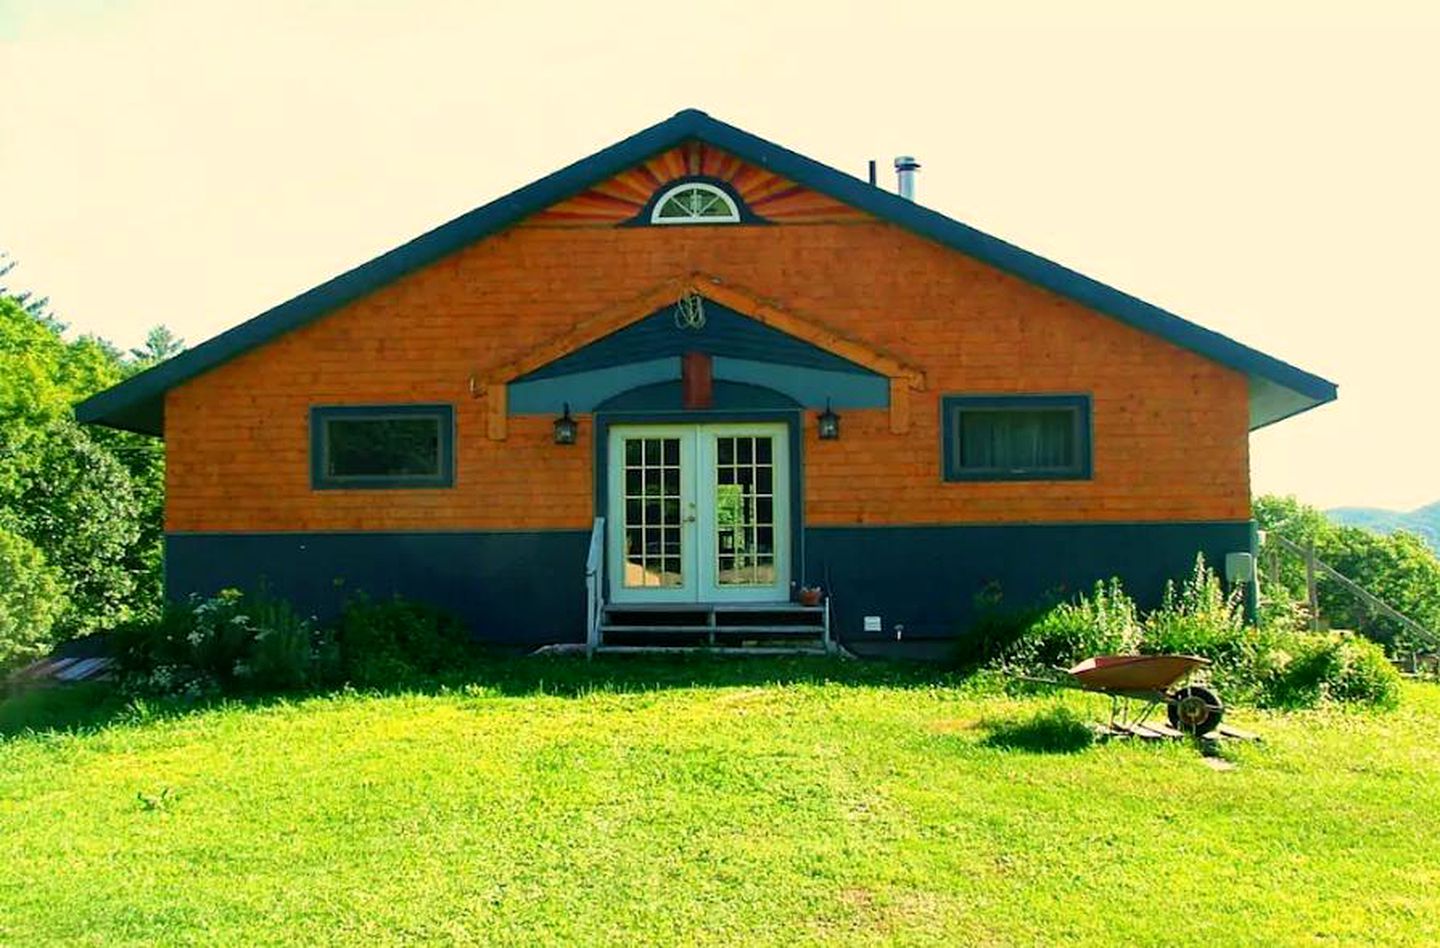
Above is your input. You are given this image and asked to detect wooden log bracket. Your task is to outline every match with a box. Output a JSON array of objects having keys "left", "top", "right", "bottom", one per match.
[
  {"left": 469, "top": 373, "right": 509, "bottom": 442},
  {"left": 487, "top": 382, "right": 507, "bottom": 441},
  {"left": 888, "top": 378, "right": 912, "bottom": 434}
]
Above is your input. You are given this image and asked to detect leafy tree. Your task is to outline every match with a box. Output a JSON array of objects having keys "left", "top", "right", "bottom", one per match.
[
  {"left": 1254, "top": 494, "right": 1333, "bottom": 605},
  {"left": 100, "top": 431, "right": 166, "bottom": 615},
  {"left": 129, "top": 325, "right": 185, "bottom": 367},
  {"left": 0, "top": 527, "right": 63, "bottom": 668},
  {"left": 1256, "top": 494, "right": 1440, "bottom": 652},
  {"left": 0, "top": 253, "right": 59, "bottom": 330},
  {"left": 1319, "top": 527, "right": 1440, "bottom": 652},
  {"left": 78, "top": 332, "right": 169, "bottom": 614},
  {"left": 7, "top": 420, "right": 141, "bottom": 637},
  {"left": 0, "top": 276, "right": 179, "bottom": 652}
]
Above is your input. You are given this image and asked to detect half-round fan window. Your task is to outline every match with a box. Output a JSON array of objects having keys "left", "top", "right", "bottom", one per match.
[{"left": 650, "top": 182, "right": 741, "bottom": 224}]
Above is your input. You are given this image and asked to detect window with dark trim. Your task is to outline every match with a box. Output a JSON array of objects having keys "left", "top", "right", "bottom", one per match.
[
  {"left": 627, "top": 176, "right": 763, "bottom": 226},
  {"left": 941, "top": 395, "right": 1091, "bottom": 481},
  {"left": 650, "top": 182, "right": 741, "bottom": 224},
  {"left": 310, "top": 404, "right": 455, "bottom": 490}
]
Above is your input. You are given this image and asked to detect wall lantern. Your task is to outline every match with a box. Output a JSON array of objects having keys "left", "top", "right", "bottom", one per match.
[
  {"left": 553, "top": 402, "right": 578, "bottom": 445},
  {"left": 817, "top": 399, "right": 841, "bottom": 440}
]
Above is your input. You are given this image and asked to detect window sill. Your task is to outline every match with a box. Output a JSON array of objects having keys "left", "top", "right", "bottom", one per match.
[
  {"left": 311, "top": 479, "right": 455, "bottom": 491},
  {"left": 943, "top": 470, "right": 1091, "bottom": 483}
]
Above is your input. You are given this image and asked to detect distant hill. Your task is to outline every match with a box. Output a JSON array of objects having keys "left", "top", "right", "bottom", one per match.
[{"left": 1327, "top": 502, "right": 1440, "bottom": 552}]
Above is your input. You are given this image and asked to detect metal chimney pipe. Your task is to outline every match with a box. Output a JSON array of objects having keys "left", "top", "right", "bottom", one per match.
[{"left": 894, "top": 156, "right": 920, "bottom": 201}]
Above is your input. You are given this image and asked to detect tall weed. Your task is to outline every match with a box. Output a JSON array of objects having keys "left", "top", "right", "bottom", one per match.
[
  {"left": 1143, "top": 555, "right": 1247, "bottom": 665},
  {"left": 1015, "top": 579, "right": 1141, "bottom": 669}
]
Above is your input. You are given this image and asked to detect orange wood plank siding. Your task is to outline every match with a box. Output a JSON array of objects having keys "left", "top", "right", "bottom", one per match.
[{"left": 165, "top": 221, "right": 1251, "bottom": 533}]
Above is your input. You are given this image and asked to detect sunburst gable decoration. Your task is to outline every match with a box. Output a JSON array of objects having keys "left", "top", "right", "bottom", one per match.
[{"left": 522, "top": 141, "right": 869, "bottom": 227}]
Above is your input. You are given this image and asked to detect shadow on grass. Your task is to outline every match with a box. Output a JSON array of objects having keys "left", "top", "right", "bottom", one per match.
[
  {"left": 0, "top": 681, "right": 129, "bottom": 739},
  {"left": 2, "top": 650, "right": 970, "bottom": 741},
  {"left": 979, "top": 705, "right": 1095, "bottom": 754}
]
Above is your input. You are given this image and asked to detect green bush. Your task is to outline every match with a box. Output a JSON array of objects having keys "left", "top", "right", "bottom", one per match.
[
  {"left": 114, "top": 589, "right": 472, "bottom": 696},
  {"left": 112, "top": 588, "right": 330, "bottom": 696},
  {"left": 1251, "top": 630, "right": 1402, "bottom": 710},
  {"left": 110, "top": 599, "right": 226, "bottom": 700},
  {"left": 237, "top": 593, "right": 331, "bottom": 692},
  {"left": 0, "top": 528, "right": 64, "bottom": 669},
  {"left": 1012, "top": 579, "right": 1141, "bottom": 669},
  {"left": 975, "top": 555, "right": 1404, "bottom": 711},
  {"left": 186, "top": 590, "right": 260, "bottom": 688},
  {"left": 952, "top": 581, "right": 1059, "bottom": 667},
  {"left": 1255, "top": 582, "right": 1311, "bottom": 638},
  {"left": 109, "top": 600, "right": 198, "bottom": 674},
  {"left": 334, "top": 595, "right": 470, "bottom": 686}
]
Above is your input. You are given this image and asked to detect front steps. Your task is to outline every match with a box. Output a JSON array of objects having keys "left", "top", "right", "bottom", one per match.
[{"left": 591, "top": 602, "right": 832, "bottom": 655}]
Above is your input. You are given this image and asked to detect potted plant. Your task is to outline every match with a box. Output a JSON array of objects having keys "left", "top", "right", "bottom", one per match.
[{"left": 797, "top": 585, "right": 824, "bottom": 607}]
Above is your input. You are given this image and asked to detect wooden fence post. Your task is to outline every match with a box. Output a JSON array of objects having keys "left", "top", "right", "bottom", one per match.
[{"left": 1306, "top": 540, "right": 1320, "bottom": 632}]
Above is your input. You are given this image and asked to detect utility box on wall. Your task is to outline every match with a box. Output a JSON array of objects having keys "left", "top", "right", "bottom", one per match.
[{"left": 1225, "top": 551, "right": 1255, "bottom": 584}]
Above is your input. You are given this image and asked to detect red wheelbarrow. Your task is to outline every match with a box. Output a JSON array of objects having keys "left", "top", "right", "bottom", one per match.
[{"left": 1021, "top": 654, "right": 1225, "bottom": 736}]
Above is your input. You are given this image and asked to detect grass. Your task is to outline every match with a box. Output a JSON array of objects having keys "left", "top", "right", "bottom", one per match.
[{"left": 1, "top": 656, "right": 1438, "bottom": 946}]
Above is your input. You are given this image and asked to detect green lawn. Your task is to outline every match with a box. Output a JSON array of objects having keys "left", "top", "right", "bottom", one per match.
[{"left": 2, "top": 657, "right": 1437, "bottom": 946}]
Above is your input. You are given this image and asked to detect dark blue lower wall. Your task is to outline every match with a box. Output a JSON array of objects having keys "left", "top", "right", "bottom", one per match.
[
  {"left": 805, "top": 521, "right": 1256, "bottom": 644},
  {"left": 166, "top": 531, "right": 589, "bottom": 645},
  {"left": 168, "top": 520, "right": 1253, "bottom": 649}
]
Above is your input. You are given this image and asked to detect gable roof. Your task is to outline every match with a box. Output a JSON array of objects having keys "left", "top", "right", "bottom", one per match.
[{"left": 76, "top": 108, "right": 1336, "bottom": 435}]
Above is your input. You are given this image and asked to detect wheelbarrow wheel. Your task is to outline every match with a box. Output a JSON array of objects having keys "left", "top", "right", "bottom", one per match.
[{"left": 1167, "top": 685, "right": 1224, "bottom": 735}]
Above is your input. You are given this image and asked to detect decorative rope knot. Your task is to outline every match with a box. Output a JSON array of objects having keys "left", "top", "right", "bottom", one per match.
[{"left": 673, "top": 292, "right": 706, "bottom": 331}]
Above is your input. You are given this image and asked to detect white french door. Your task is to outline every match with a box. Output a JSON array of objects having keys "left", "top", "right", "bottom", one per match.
[{"left": 608, "top": 423, "right": 790, "bottom": 603}]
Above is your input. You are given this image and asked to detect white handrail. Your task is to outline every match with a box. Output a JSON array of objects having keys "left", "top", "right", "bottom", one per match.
[{"left": 585, "top": 517, "right": 605, "bottom": 657}]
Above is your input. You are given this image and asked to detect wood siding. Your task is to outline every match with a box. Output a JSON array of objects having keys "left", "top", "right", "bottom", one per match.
[{"left": 166, "top": 219, "right": 1251, "bottom": 533}]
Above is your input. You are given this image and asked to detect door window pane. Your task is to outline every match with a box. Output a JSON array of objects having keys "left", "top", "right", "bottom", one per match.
[
  {"left": 622, "top": 437, "right": 684, "bottom": 588},
  {"left": 714, "top": 435, "right": 777, "bottom": 587}
]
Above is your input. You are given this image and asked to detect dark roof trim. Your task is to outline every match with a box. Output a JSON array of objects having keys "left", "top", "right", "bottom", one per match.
[{"left": 76, "top": 108, "right": 1337, "bottom": 435}]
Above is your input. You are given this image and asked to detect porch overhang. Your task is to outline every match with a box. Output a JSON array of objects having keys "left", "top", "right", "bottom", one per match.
[{"left": 473, "top": 272, "right": 927, "bottom": 440}]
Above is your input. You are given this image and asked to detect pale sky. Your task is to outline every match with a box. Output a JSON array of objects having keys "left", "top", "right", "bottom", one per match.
[{"left": 2, "top": 0, "right": 1436, "bottom": 510}]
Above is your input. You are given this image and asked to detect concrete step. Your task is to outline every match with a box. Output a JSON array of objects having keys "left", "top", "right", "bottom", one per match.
[
  {"left": 601, "top": 624, "right": 824, "bottom": 635},
  {"left": 603, "top": 603, "right": 823, "bottom": 614},
  {"left": 593, "top": 645, "right": 831, "bottom": 657}
]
